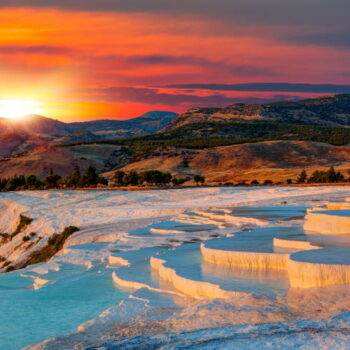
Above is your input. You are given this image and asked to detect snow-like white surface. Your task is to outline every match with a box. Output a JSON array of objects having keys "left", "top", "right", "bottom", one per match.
[
  {"left": 288, "top": 248, "right": 350, "bottom": 288},
  {"left": 273, "top": 237, "right": 321, "bottom": 250},
  {"left": 327, "top": 202, "right": 350, "bottom": 210},
  {"left": 150, "top": 255, "right": 245, "bottom": 299},
  {"left": 0, "top": 186, "right": 349, "bottom": 350},
  {"left": 304, "top": 209, "right": 350, "bottom": 234}
]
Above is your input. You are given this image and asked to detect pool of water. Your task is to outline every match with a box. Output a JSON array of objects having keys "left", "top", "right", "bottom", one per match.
[{"left": 0, "top": 263, "right": 128, "bottom": 350}]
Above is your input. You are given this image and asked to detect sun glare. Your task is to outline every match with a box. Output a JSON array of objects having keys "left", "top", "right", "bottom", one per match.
[{"left": 0, "top": 100, "right": 43, "bottom": 120}]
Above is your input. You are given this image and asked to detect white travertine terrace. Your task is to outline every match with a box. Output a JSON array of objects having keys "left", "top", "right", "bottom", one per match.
[
  {"left": 33, "top": 277, "right": 49, "bottom": 290},
  {"left": 326, "top": 202, "right": 350, "bottom": 210},
  {"left": 150, "top": 256, "right": 245, "bottom": 299},
  {"left": 288, "top": 249, "right": 350, "bottom": 288},
  {"left": 200, "top": 240, "right": 350, "bottom": 289},
  {"left": 201, "top": 243, "right": 289, "bottom": 270},
  {"left": 2, "top": 188, "right": 350, "bottom": 349},
  {"left": 304, "top": 209, "right": 350, "bottom": 234},
  {"left": 273, "top": 237, "right": 321, "bottom": 250},
  {"left": 150, "top": 228, "right": 185, "bottom": 235},
  {"left": 196, "top": 201, "right": 350, "bottom": 290},
  {"left": 108, "top": 255, "right": 130, "bottom": 266},
  {"left": 123, "top": 198, "right": 350, "bottom": 299},
  {"left": 112, "top": 271, "right": 152, "bottom": 291}
]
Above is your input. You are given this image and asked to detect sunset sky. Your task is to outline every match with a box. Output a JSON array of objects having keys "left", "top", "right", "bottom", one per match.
[{"left": 1, "top": 0, "right": 349, "bottom": 121}]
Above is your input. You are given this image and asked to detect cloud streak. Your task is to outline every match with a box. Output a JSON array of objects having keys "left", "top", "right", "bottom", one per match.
[
  {"left": 79, "top": 86, "right": 306, "bottom": 107},
  {"left": 163, "top": 83, "right": 350, "bottom": 94},
  {"left": 0, "top": 45, "right": 71, "bottom": 55}
]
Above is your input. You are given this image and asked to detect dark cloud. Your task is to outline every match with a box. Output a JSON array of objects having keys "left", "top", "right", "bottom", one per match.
[
  {"left": 0, "top": 45, "right": 71, "bottom": 55},
  {"left": 162, "top": 83, "right": 350, "bottom": 94},
  {"left": 0, "top": 0, "right": 348, "bottom": 27},
  {"left": 284, "top": 28, "right": 350, "bottom": 49},
  {"left": 1, "top": 1, "right": 348, "bottom": 49},
  {"left": 91, "top": 54, "right": 276, "bottom": 77},
  {"left": 80, "top": 85, "right": 305, "bottom": 107}
]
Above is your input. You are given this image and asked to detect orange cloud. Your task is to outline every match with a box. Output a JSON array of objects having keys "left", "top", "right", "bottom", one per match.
[{"left": 0, "top": 7, "right": 349, "bottom": 121}]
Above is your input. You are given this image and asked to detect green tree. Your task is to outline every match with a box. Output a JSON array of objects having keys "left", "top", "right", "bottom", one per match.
[
  {"left": 141, "top": 170, "right": 172, "bottom": 185},
  {"left": 97, "top": 176, "right": 108, "bottom": 186},
  {"left": 26, "top": 175, "right": 42, "bottom": 189},
  {"left": 308, "top": 167, "right": 344, "bottom": 183},
  {"left": 114, "top": 170, "right": 126, "bottom": 186},
  {"left": 65, "top": 166, "right": 81, "bottom": 188},
  {"left": 194, "top": 174, "right": 205, "bottom": 185},
  {"left": 0, "top": 178, "right": 8, "bottom": 191},
  {"left": 123, "top": 170, "right": 141, "bottom": 186},
  {"left": 177, "top": 177, "right": 187, "bottom": 185},
  {"left": 45, "top": 173, "right": 62, "bottom": 188},
  {"left": 4, "top": 175, "right": 26, "bottom": 191},
  {"left": 82, "top": 166, "right": 99, "bottom": 186},
  {"left": 160, "top": 172, "right": 172, "bottom": 185},
  {"left": 297, "top": 170, "right": 307, "bottom": 184}
]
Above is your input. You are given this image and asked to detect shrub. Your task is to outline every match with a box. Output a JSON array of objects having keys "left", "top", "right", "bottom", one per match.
[
  {"left": 25, "top": 226, "right": 80, "bottom": 266},
  {"left": 12, "top": 215, "right": 33, "bottom": 237},
  {"left": 48, "top": 226, "right": 80, "bottom": 251},
  {"left": 45, "top": 173, "right": 62, "bottom": 188},
  {"left": 194, "top": 175, "right": 205, "bottom": 185},
  {"left": 307, "top": 166, "right": 344, "bottom": 183},
  {"left": 251, "top": 180, "right": 259, "bottom": 185},
  {"left": 114, "top": 170, "right": 126, "bottom": 186},
  {"left": 263, "top": 179, "right": 273, "bottom": 185},
  {"left": 123, "top": 170, "right": 142, "bottom": 186},
  {"left": 297, "top": 170, "right": 307, "bottom": 184},
  {"left": 22, "top": 236, "right": 30, "bottom": 242}
]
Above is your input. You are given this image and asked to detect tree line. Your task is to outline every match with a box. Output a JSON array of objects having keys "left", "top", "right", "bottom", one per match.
[
  {"left": 114, "top": 170, "right": 205, "bottom": 186},
  {"left": 0, "top": 166, "right": 107, "bottom": 192},
  {"left": 296, "top": 166, "right": 347, "bottom": 184},
  {"left": 1, "top": 165, "right": 346, "bottom": 193},
  {"left": 0, "top": 167, "right": 207, "bottom": 192}
]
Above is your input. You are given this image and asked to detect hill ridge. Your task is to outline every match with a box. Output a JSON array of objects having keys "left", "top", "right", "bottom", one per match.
[{"left": 163, "top": 94, "right": 350, "bottom": 131}]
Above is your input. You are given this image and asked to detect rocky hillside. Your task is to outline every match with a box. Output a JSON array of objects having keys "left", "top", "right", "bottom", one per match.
[
  {"left": 163, "top": 94, "right": 350, "bottom": 130},
  {"left": 0, "top": 144, "right": 130, "bottom": 179},
  {"left": 69, "top": 111, "right": 178, "bottom": 139},
  {"left": 104, "top": 141, "right": 350, "bottom": 184},
  {"left": 0, "top": 115, "right": 71, "bottom": 137},
  {"left": 0, "top": 111, "right": 177, "bottom": 158},
  {"left": 0, "top": 133, "right": 51, "bottom": 158}
]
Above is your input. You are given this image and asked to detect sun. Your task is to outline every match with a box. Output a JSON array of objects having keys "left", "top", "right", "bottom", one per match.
[{"left": 0, "top": 100, "right": 43, "bottom": 120}]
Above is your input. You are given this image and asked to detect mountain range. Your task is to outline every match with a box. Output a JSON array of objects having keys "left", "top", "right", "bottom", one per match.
[
  {"left": 0, "top": 94, "right": 350, "bottom": 184},
  {"left": 0, "top": 111, "right": 178, "bottom": 158},
  {"left": 164, "top": 94, "right": 350, "bottom": 131}
]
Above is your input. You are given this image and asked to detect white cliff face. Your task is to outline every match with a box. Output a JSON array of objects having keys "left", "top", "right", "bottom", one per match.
[
  {"left": 326, "top": 202, "right": 350, "bottom": 210},
  {"left": 150, "top": 256, "right": 245, "bottom": 299},
  {"left": 198, "top": 204, "right": 350, "bottom": 289},
  {"left": 288, "top": 248, "right": 350, "bottom": 288},
  {"left": 273, "top": 237, "right": 321, "bottom": 250},
  {"left": 201, "top": 243, "right": 289, "bottom": 270},
  {"left": 0, "top": 187, "right": 350, "bottom": 350},
  {"left": 304, "top": 209, "right": 350, "bottom": 234}
]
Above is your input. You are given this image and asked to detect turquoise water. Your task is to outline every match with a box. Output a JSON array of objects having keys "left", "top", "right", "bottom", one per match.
[
  {"left": 158, "top": 242, "right": 290, "bottom": 296},
  {"left": 1, "top": 201, "right": 347, "bottom": 349},
  {"left": 0, "top": 263, "right": 128, "bottom": 350}
]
